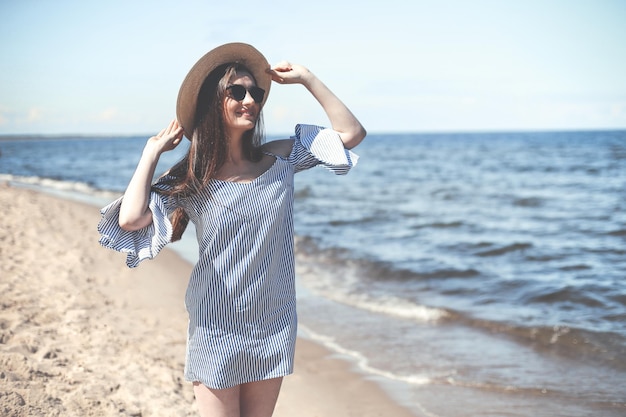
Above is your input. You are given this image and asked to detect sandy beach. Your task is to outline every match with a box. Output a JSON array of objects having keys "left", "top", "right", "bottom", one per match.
[{"left": 0, "top": 183, "right": 415, "bottom": 417}]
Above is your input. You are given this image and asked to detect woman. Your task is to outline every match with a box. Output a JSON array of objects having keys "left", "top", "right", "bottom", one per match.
[{"left": 98, "top": 42, "right": 366, "bottom": 417}]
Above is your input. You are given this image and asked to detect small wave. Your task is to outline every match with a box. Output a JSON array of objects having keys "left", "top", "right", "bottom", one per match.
[
  {"left": 608, "top": 229, "right": 626, "bottom": 237},
  {"left": 418, "top": 268, "right": 480, "bottom": 279},
  {"left": 442, "top": 375, "right": 567, "bottom": 398},
  {"left": 332, "top": 293, "right": 449, "bottom": 323},
  {"left": 608, "top": 293, "right": 626, "bottom": 307},
  {"left": 525, "top": 285, "right": 605, "bottom": 308},
  {"left": 526, "top": 254, "right": 566, "bottom": 262},
  {"left": 295, "top": 235, "right": 480, "bottom": 282},
  {"left": 413, "top": 220, "right": 463, "bottom": 229},
  {"left": 513, "top": 197, "right": 543, "bottom": 207},
  {"left": 522, "top": 325, "right": 626, "bottom": 368},
  {"left": 0, "top": 174, "right": 120, "bottom": 201},
  {"left": 476, "top": 242, "right": 532, "bottom": 257},
  {"left": 450, "top": 313, "right": 626, "bottom": 370},
  {"left": 328, "top": 215, "right": 381, "bottom": 227},
  {"left": 299, "top": 324, "right": 432, "bottom": 386},
  {"left": 294, "top": 185, "right": 313, "bottom": 199},
  {"left": 430, "top": 187, "right": 461, "bottom": 201},
  {"left": 558, "top": 264, "right": 591, "bottom": 271}
]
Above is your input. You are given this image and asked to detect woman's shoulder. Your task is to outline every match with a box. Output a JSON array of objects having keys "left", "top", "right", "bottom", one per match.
[{"left": 262, "top": 139, "right": 294, "bottom": 158}]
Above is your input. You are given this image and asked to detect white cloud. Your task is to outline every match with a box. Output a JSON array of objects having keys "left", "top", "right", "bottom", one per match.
[
  {"left": 25, "top": 107, "right": 43, "bottom": 122},
  {"left": 95, "top": 108, "right": 118, "bottom": 122}
]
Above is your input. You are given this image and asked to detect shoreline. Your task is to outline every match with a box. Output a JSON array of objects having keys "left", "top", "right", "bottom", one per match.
[{"left": 0, "top": 183, "right": 416, "bottom": 416}]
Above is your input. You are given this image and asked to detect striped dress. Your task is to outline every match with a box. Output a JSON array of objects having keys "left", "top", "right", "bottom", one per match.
[{"left": 98, "top": 124, "right": 359, "bottom": 389}]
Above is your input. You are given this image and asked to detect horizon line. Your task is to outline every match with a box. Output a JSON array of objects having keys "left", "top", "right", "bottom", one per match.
[{"left": 2, "top": 126, "right": 626, "bottom": 140}]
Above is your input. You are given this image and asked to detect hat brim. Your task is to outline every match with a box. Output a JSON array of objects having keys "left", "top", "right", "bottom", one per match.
[{"left": 176, "top": 42, "right": 271, "bottom": 139}]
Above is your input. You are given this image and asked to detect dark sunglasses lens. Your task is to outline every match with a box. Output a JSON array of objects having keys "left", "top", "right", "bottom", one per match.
[
  {"left": 249, "top": 87, "right": 265, "bottom": 103},
  {"left": 229, "top": 85, "right": 246, "bottom": 101},
  {"left": 228, "top": 85, "right": 265, "bottom": 103}
]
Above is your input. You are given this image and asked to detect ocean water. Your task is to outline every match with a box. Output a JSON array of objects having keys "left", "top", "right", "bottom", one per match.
[{"left": 1, "top": 130, "right": 625, "bottom": 416}]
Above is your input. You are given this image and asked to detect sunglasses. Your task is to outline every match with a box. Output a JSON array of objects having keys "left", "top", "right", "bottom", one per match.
[{"left": 226, "top": 84, "right": 265, "bottom": 104}]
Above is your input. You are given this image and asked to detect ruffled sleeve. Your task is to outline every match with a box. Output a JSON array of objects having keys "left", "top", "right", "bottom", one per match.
[
  {"left": 97, "top": 180, "right": 176, "bottom": 268},
  {"left": 289, "top": 124, "right": 359, "bottom": 174}
]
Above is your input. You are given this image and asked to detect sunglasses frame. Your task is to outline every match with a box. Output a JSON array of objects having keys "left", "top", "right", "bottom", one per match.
[{"left": 226, "top": 84, "right": 265, "bottom": 104}]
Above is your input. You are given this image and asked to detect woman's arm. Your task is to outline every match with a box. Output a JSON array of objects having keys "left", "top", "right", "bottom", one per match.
[
  {"left": 118, "top": 120, "right": 184, "bottom": 231},
  {"left": 269, "top": 62, "right": 366, "bottom": 149}
]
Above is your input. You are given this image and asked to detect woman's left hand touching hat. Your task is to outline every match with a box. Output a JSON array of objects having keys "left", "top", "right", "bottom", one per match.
[{"left": 268, "top": 61, "right": 311, "bottom": 85}]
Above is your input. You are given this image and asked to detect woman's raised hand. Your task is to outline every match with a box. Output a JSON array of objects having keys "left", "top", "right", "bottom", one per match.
[
  {"left": 268, "top": 61, "right": 366, "bottom": 149},
  {"left": 147, "top": 119, "right": 185, "bottom": 154},
  {"left": 268, "top": 62, "right": 312, "bottom": 85}
]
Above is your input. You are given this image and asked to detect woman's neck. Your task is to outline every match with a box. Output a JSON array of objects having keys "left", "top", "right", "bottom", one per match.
[{"left": 225, "top": 131, "right": 246, "bottom": 164}]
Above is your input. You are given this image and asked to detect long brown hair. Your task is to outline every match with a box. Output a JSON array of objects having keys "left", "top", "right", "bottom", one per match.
[{"left": 156, "top": 63, "right": 265, "bottom": 241}]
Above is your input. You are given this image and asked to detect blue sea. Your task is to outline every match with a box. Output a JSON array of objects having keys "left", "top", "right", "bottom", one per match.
[{"left": 1, "top": 130, "right": 625, "bottom": 416}]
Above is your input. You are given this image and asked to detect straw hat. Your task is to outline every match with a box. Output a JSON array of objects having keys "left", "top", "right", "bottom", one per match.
[{"left": 176, "top": 42, "right": 272, "bottom": 139}]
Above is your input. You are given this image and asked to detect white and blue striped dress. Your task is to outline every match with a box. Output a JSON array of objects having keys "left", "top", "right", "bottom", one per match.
[{"left": 98, "top": 124, "right": 358, "bottom": 389}]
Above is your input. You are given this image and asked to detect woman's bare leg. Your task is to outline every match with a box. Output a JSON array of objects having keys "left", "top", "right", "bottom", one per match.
[
  {"left": 193, "top": 382, "right": 240, "bottom": 417},
  {"left": 193, "top": 377, "right": 283, "bottom": 417},
  {"left": 240, "top": 377, "right": 283, "bottom": 417}
]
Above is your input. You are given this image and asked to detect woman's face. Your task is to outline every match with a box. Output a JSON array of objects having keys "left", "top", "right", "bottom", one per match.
[{"left": 222, "top": 70, "right": 261, "bottom": 135}]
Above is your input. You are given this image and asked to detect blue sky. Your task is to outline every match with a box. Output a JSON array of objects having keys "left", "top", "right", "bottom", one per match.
[{"left": 1, "top": 0, "right": 625, "bottom": 135}]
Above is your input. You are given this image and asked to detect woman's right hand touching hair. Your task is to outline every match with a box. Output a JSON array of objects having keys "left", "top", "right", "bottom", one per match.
[
  {"left": 146, "top": 119, "right": 185, "bottom": 156},
  {"left": 118, "top": 120, "right": 184, "bottom": 231}
]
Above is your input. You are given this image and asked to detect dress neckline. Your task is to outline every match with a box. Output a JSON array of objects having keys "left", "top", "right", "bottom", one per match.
[{"left": 211, "top": 156, "right": 279, "bottom": 185}]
